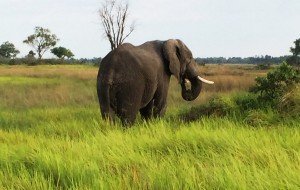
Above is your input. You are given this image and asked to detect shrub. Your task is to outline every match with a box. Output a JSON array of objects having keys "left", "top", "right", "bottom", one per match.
[
  {"left": 206, "top": 96, "right": 237, "bottom": 116},
  {"left": 0, "top": 57, "right": 10, "bottom": 64},
  {"left": 278, "top": 85, "right": 300, "bottom": 117},
  {"left": 234, "top": 93, "right": 261, "bottom": 112},
  {"left": 178, "top": 95, "right": 237, "bottom": 122},
  {"left": 179, "top": 62, "right": 300, "bottom": 122},
  {"left": 250, "top": 62, "right": 300, "bottom": 105}
]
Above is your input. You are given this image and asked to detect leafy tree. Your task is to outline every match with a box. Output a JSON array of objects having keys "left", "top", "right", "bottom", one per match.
[
  {"left": 289, "top": 38, "right": 300, "bottom": 65},
  {"left": 26, "top": 50, "right": 36, "bottom": 58},
  {"left": 23, "top": 26, "right": 59, "bottom": 59},
  {"left": 23, "top": 50, "right": 37, "bottom": 65},
  {"left": 51, "top": 46, "right": 74, "bottom": 59},
  {"left": 290, "top": 38, "right": 300, "bottom": 57},
  {"left": 99, "top": 0, "right": 135, "bottom": 50},
  {"left": 0, "top": 41, "right": 20, "bottom": 58},
  {"left": 250, "top": 62, "right": 300, "bottom": 104}
]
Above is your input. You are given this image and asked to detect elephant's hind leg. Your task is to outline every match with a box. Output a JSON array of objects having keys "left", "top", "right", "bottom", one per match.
[
  {"left": 115, "top": 95, "right": 141, "bottom": 126},
  {"left": 117, "top": 106, "right": 139, "bottom": 125}
]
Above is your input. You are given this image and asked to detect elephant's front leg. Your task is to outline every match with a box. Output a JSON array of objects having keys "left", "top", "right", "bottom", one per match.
[
  {"left": 150, "top": 81, "right": 169, "bottom": 118},
  {"left": 140, "top": 100, "right": 154, "bottom": 120},
  {"left": 153, "top": 100, "right": 167, "bottom": 117},
  {"left": 140, "top": 79, "right": 169, "bottom": 120},
  {"left": 152, "top": 90, "right": 168, "bottom": 118},
  {"left": 139, "top": 98, "right": 166, "bottom": 119}
]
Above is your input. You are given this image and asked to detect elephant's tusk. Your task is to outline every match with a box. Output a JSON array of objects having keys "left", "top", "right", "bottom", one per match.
[
  {"left": 184, "top": 79, "right": 190, "bottom": 84},
  {"left": 197, "top": 76, "right": 214, "bottom": 84}
]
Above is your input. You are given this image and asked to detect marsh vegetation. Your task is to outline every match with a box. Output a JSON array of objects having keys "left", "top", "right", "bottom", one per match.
[{"left": 0, "top": 64, "right": 299, "bottom": 189}]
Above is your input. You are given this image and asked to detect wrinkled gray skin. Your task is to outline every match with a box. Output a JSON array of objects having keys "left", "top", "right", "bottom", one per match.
[{"left": 97, "top": 39, "right": 203, "bottom": 125}]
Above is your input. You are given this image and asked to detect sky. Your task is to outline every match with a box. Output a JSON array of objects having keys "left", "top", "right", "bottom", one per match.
[{"left": 1, "top": 0, "right": 300, "bottom": 58}]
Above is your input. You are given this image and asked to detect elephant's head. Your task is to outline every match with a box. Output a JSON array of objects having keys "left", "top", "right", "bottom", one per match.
[{"left": 163, "top": 39, "right": 214, "bottom": 101}]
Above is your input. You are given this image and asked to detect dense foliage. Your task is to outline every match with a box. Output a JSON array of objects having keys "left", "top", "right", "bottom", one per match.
[
  {"left": 250, "top": 62, "right": 300, "bottom": 104},
  {"left": 0, "top": 57, "right": 102, "bottom": 66},
  {"left": 0, "top": 41, "right": 20, "bottom": 58},
  {"left": 195, "top": 55, "right": 289, "bottom": 64},
  {"left": 287, "top": 38, "right": 300, "bottom": 65},
  {"left": 0, "top": 56, "right": 290, "bottom": 66},
  {"left": 23, "top": 26, "right": 59, "bottom": 59},
  {"left": 51, "top": 46, "right": 74, "bottom": 59}
]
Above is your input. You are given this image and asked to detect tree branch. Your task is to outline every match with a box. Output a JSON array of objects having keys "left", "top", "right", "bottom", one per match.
[{"left": 99, "top": 0, "right": 135, "bottom": 51}]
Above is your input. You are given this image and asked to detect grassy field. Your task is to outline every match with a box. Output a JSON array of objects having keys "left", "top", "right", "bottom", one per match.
[{"left": 0, "top": 64, "right": 299, "bottom": 189}]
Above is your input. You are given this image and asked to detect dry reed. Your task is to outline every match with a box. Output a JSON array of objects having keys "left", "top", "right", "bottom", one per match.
[{"left": 0, "top": 65, "right": 98, "bottom": 80}]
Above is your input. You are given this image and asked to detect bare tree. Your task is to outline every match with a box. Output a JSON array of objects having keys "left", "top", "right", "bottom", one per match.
[{"left": 99, "top": 0, "right": 135, "bottom": 51}]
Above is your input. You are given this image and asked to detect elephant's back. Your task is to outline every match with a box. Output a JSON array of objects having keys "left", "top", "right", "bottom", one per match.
[{"left": 98, "top": 42, "right": 165, "bottom": 85}]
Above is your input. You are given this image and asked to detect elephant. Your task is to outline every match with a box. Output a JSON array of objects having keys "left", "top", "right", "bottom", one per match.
[{"left": 97, "top": 39, "right": 214, "bottom": 125}]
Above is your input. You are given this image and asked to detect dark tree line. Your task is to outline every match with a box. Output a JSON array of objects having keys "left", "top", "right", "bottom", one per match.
[
  {"left": 0, "top": 56, "right": 102, "bottom": 66},
  {"left": 1, "top": 55, "right": 290, "bottom": 66},
  {"left": 195, "top": 55, "right": 290, "bottom": 65}
]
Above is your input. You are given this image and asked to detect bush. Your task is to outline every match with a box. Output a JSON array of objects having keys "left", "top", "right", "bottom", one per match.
[
  {"left": 250, "top": 62, "right": 300, "bottom": 105},
  {"left": 0, "top": 56, "right": 12, "bottom": 64},
  {"left": 278, "top": 85, "right": 300, "bottom": 117},
  {"left": 178, "top": 92, "right": 279, "bottom": 123},
  {"left": 234, "top": 93, "right": 261, "bottom": 112},
  {"left": 178, "top": 62, "right": 300, "bottom": 123},
  {"left": 178, "top": 95, "right": 238, "bottom": 122},
  {"left": 206, "top": 96, "right": 237, "bottom": 116}
]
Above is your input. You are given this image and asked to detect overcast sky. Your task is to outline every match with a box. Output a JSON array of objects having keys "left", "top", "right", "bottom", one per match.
[{"left": 1, "top": 0, "right": 300, "bottom": 58}]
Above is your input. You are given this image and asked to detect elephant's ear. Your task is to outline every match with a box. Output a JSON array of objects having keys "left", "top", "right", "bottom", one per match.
[{"left": 163, "top": 39, "right": 181, "bottom": 82}]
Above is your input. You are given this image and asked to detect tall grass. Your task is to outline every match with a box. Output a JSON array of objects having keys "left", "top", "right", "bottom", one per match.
[
  {"left": 1, "top": 65, "right": 300, "bottom": 189},
  {"left": 0, "top": 64, "right": 259, "bottom": 109},
  {"left": 0, "top": 115, "right": 299, "bottom": 189},
  {"left": 0, "top": 65, "right": 97, "bottom": 80}
]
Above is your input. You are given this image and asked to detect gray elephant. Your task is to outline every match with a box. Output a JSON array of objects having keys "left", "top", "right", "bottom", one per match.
[{"left": 97, "top": 39, "right": 214, "bottom": 125}]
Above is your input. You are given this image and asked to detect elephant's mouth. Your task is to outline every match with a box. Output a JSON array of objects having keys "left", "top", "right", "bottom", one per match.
[{"left": 181, "top": 75, "right": 214, "bottom": 101}]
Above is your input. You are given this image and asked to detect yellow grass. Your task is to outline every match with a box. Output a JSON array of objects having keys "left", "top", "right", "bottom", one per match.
[
  {"left": 0, "top": 65, "right": 98, "bottom": 109},
  {"left": 0, "top": 65, "right": 97, "bottom": 80},
  {"left": 166, "top": 64, "right": 267, "bottom": 112},
  {"left": 0, "top": 64, "right": 268, "bottom": 112}
]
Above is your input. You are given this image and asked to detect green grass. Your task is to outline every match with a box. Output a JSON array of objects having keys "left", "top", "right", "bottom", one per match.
[
  {"left": 1, "top": 114, "right": 299, "bottom": 189},
  {"left": 0, "top": 76, "right": 60, "bottom": 85},
  {"left": 0, "top": 65, "right": 300, "bottom": 189}
]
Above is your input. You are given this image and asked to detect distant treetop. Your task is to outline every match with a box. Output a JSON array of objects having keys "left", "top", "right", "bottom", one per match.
[
  {"left": 0, "top": 41, "right": 20, "bottom": 59},
  {"left": 23, "top": 26, "right": 59, "bottom": 59}
]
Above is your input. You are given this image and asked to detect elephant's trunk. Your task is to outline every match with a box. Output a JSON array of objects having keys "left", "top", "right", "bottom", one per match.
[
  {"left": 180, "top": 61, "right": 214, "bottom": 101},
  {"left": 181, "top": 76, "right": 202, "bottom": 101}
]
